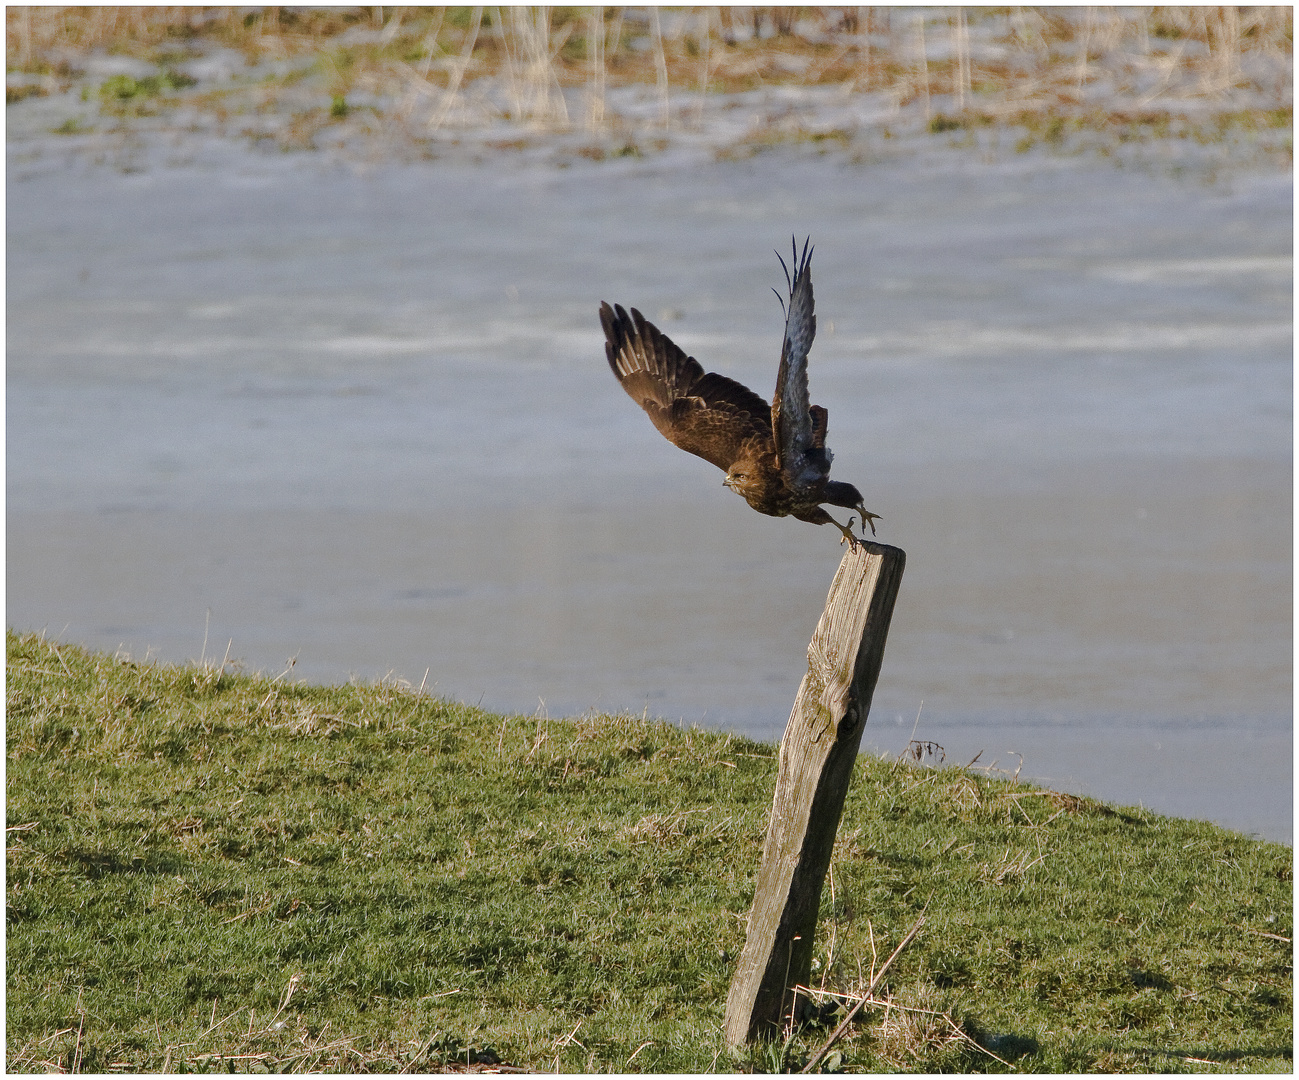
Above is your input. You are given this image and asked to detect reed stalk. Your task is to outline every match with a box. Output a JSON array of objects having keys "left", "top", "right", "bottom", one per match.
[
  {"left": 651, "top": 6, "right": 670, "bottom": 130},
  {"left": 586, "top": 5, "right": 605, "bottom": 132}
]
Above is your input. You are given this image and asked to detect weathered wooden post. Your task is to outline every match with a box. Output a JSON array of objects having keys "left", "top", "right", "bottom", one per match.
[{"left": 724, "top": 540, "right": 905, "bottom": 1046}]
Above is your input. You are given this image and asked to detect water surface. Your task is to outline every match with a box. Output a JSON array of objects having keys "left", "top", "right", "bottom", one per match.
[{"left": 8, "top": 147, "right": 1291, "bottom": 840}]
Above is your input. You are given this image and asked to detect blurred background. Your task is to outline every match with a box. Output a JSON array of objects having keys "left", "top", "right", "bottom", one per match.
[{"left": 7, "top": 7, "right": 1292, "bottom": 840}]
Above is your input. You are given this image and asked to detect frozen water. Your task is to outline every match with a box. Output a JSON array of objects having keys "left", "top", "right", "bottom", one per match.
[{"left": 7, "top": 133, "right": 1291, "bottom": 841}]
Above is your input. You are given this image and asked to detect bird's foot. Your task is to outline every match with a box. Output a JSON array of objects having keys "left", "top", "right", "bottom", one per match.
[
  {"left": 856, "top": 506, "right": 882, "bottom": 537},
  {"left": 837, "top": 517, "right": 862, "bottom": 549}
]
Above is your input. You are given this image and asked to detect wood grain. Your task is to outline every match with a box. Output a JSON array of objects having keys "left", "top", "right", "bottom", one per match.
[{"left": 725, "top": 540, "right": 906, "bottom": 1046}]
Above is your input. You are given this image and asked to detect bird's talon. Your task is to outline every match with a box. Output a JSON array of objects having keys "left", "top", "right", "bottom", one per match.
[
  {"left": 837, "top": 516, "right": 863, "bottom": 548},
  {"left": 857, "top": 507, "right": 881, "bottom": 538}
]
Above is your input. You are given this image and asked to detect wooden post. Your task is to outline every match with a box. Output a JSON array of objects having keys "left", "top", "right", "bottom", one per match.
[{"left": 724, "top": 540, "right": 905, "bottom": 1046}]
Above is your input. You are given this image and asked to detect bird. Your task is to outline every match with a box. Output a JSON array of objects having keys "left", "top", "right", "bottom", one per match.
[{"left": 599, "top": 237, "right": 879, "bottom": 546}]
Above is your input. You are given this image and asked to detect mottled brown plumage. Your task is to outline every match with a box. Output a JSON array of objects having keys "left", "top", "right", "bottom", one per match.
[{"left": 600, "top": 239, "right": 879, "bottom": 545}]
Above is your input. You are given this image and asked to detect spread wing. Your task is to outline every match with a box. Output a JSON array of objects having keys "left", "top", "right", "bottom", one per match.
[
  {"left": 600, "top": 302, "right": 772, "bottom": 473},
  {"left": 770, "top": 237, "right": 831, "bottom": 494}
]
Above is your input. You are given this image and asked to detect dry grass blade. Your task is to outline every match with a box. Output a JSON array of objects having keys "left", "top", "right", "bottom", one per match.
[
  {"left": 430, "top": 5, "right": 482, "bottom": 130},
  {"left": 651, "top": 6, "right": 670, "bottom": 129},
  {"left": 624, "top": 1039, "right": 653, "bottom": 1068},
  {"left": 586, "top": 4, "right": 605, "bottom": 131}
]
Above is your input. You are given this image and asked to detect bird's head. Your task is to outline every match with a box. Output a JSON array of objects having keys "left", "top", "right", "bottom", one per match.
[{"left": 722, "top": 461, "right": 759, "bottom": 501}]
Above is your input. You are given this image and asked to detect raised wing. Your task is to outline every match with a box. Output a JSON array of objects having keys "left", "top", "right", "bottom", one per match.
[
  {"left": 600, "top": 302, "right": 772, "bottom": 473},
  {"left": 770, "top": 237, "right": 830, "bottom": 493}
]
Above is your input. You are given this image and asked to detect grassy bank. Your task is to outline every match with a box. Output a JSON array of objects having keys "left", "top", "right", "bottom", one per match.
[
  {"left": 6, "top": 630, "right": 1291, "bottom": 1072},
  {"left": 5, "top": 7, "right": 1291, "bottom": 168}
]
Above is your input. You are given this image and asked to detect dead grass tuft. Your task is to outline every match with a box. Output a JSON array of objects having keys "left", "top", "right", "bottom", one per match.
[
  {"left": 978, "top": 839, "right": 1048, "bottom": 886},
  {"left": 622, "top": 808, "right": 701, "bottom": 845},
  {"left": 873, "top": 985, "right": 970, "bottom": 1069},
  {"left": 946, "top": 775, "right": 983, "bottom": 814}
]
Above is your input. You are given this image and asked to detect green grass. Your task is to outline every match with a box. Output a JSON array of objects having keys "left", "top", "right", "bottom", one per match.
[{"left": 6, "top": 630, "right": 1292, "bottom": 1072}]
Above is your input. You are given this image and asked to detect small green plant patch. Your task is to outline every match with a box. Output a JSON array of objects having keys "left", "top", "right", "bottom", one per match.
[
  {"left": 50, "top": 116, "right": 92, "bottom": 136},
  {"left": 98, "top": 69, "right": 196, "bottom": 101},
  {"left": 6, "top": 630, "right": 1292, "bottom": 1072}
]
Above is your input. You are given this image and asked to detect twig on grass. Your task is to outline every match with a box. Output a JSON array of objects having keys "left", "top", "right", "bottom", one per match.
[
  {"left": 219, "top": 898, "right": 274, "bottom": 924},
  {"left": 271, "top": 971, "right": 304, "bottom": 1025},
  {"left": 193, "top": 1051, "right": 275, "bottom": 1064},
  {"left": 200, "top": 1004, "right": 249, "bottom": 1042},
  {"left": 418, "top": 987, "right": 463, "bottom": 1001},
  {"left": 821, "top": 862, "right": 838, "bottom": 992},
  {"left": 554, "top": 1019, "right": 584, "bottom": 1050},
  {"left": 800, "top": 911, "right": 927, "bottom": 1072},
  {"left": 71, "top": 988, "right": 87, "bottom": 1074},
  {"left": 624, "top": 1040, "right": 653, "bottom": 1068},
  {"left": 52, "top": 641, "right": 75, "bottom": 678},
  {"left": 1244, "top": 926, "right": 1291, "bottom": 943}
]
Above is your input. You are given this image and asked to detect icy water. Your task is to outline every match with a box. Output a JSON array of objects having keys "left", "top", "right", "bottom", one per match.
[{"left": 7, "top": 144, "right": 1292, "bottom": 841}]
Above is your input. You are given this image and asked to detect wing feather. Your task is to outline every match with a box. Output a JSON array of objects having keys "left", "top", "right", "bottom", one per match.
[
  {"left": 600, "top": 301, "right": 771, "bottom": 472},
  {"left": 770, "top": 238, "right": 830, "bottom": 493}
]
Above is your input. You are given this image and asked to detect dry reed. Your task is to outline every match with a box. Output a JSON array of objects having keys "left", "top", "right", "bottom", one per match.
[{"left": 7, "top": 7, "right": 1290, "bottom": 144}]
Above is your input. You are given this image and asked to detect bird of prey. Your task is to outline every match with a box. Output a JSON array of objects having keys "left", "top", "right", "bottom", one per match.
[{"left": 599, "top": 238, "right": 879, "bottom": 546}]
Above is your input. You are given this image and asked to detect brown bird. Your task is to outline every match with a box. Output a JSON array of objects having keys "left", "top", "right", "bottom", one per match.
[{"left": 600, "top": 238, "right": 879, "bottom": 545}]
